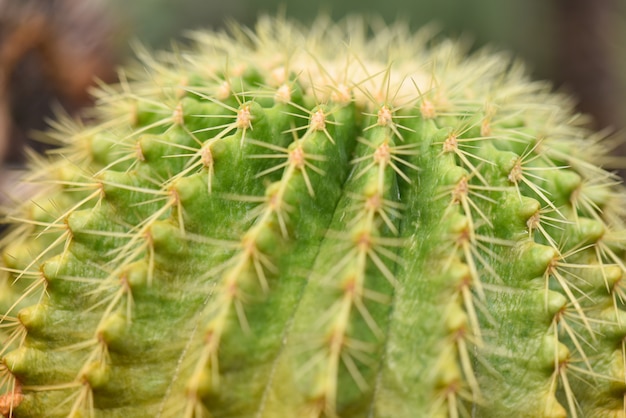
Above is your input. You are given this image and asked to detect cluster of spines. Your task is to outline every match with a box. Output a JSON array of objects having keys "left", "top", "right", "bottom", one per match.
[
  {"left": 0, "top": 16, "right": 625, "bottom": 418},
  {"left": 467, "top": 114, "right": 626, "bottom": 417}
]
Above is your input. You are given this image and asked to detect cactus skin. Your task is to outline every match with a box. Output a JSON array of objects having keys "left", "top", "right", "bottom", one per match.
[{"left": 1, "top": 16, "right": 626, "bottom": 418}]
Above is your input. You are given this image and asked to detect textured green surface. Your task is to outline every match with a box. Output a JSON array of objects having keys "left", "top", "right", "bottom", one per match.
[{"left": 1, "top": 17, "right": 626, "bottom": 418}]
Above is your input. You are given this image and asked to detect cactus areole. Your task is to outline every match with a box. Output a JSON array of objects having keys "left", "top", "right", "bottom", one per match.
[{"left": 1, "top": 17, "right": 626, "bottom": 418}]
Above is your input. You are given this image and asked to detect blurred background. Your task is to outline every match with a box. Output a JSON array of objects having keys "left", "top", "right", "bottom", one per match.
[{"left": 1, "top": 0, "right": 625, "bottom": 176}]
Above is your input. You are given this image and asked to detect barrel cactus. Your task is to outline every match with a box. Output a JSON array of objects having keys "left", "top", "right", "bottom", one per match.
[{"left": 1, "top": 16, "right": 625, "bottom": 418}]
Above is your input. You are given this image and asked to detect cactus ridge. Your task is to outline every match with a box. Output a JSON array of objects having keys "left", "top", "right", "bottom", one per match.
[{"left": 1, "top": 16, "right": 626, "bottom": 418}]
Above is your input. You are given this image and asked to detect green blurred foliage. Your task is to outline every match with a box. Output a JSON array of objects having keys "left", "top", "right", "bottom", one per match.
[{"left": 110, "top": 0, "right": 554, "bottom": 78}]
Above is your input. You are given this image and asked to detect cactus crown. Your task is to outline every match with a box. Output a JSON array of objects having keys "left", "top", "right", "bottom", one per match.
[{"left": 1, "top": 16, "right": 626, "bottom": 418}]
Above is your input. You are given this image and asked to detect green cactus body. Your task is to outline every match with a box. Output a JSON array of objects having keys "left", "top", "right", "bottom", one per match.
[{"left": 1, "top": 17, "right": 625, "bottom": 418}]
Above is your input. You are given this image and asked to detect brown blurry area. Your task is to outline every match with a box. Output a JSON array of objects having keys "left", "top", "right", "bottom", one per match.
[
  {"left": 0, "top": 0, "right": 117, "bottom": 165},
  {"left": 553, "top": 0, "right": 626, "bottom": 176},
  {"left": 555, "top": 0, "right": 623, "bottom": 132}
]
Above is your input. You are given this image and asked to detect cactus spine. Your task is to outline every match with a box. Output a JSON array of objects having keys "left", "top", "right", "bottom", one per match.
[{"left": 1, "top": 17, "right": 626, "bottom": 418}]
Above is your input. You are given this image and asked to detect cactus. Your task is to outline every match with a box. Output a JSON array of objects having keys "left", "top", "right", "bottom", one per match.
[{"left": 1, "top": 16, "right": 626, "bottom": 418}]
